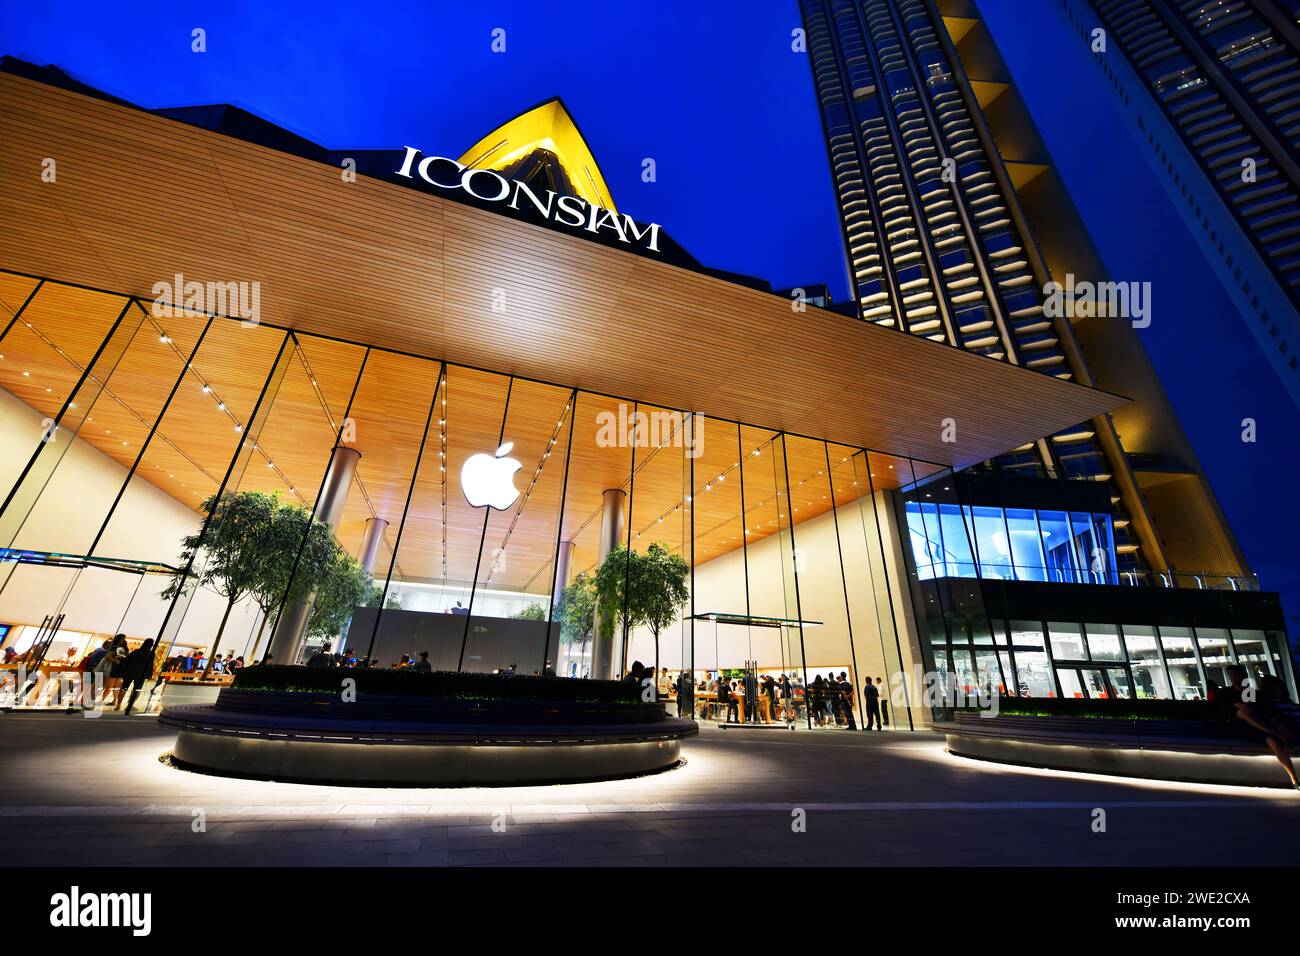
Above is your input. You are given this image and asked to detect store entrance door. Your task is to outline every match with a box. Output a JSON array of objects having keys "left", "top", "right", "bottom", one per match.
[{"left": 692, "top": 614, "right": 805, "bottom": 730}]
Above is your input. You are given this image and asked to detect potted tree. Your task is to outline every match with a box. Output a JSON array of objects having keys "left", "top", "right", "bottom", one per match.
[
  {"left": 555, "top": 571, "right": 597, "bottom": 676},
  {"left": 594, "top": 543, "right": 689, "bottom": 679},
  {"left": 628, "top": 542, "right": 689, "bottom": 676},
  {"left": 163, "top": 491, "right": 280, "bottom": 679}
]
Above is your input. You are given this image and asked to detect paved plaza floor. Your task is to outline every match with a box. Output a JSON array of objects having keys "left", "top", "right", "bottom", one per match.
[{"left": 1, "top": 712, "right": 1297, "bottom": 867}]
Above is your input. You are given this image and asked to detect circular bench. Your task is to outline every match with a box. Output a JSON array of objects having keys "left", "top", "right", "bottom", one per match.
[
  {"left": 161, "top": 687, "right": 696, "bottom": 786},
  {"left": 937, "top": 712, "right": 1298, "bottom": 789}
]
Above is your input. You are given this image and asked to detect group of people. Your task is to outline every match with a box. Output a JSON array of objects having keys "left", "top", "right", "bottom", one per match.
[
  {"left": 646, "top": 667, "right": 891, "bottom": 731},
  {"left": 301, "top": 643, "right": 560, "bottom": 677},
  {"left": 159, "top": 649, "right": 245, "bottom": 676},
  {"left": 75, "top": 634, "right": 157, "bottom": 713}
]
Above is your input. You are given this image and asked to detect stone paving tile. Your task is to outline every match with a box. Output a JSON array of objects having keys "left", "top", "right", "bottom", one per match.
[{"left": 2, "top": 714, "right": 1298, "bottom": 866}]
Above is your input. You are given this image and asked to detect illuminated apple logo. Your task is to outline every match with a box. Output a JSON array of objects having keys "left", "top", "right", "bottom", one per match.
[{"left": 461, "top": 442, "right": 522, "bottom": 510}]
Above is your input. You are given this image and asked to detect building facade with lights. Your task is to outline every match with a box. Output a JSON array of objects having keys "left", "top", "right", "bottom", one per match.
[
  {"left": 0, "top": 54, "right": 1292, "bottom": 728},
  {"left": 798, "top": 0, "right": 1294, "bottom": 705}
]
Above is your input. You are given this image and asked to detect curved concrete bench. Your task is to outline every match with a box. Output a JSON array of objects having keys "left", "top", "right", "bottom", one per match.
[
  {"left": 161, "top": 689, "right": 697, "bottom": 786},
  {"left": 938, "top": 714, "right": 1298, "bottom": 789}
]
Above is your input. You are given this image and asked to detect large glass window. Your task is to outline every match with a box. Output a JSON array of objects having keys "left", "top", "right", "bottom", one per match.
[
  {"left": 1048, "top": 622, "right": 1087, "bottom": 661},
  {"left": 1159, "top": 626, "right": 1205, "bottom": 700},
  {"left": 1194, "top": 627, "right": 1234, "bottom": 690},
  {"left": 1123, "top": 624, "right": 1171, "bottom": 699},
  {"left": 1008, "top": 621, "right": 1054, "bottom": 697},
  {"left": 1084, "top": 623, "right": 1124, "bottom": 662}
]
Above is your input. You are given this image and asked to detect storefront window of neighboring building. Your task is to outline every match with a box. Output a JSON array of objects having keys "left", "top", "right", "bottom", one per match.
[
  {"left": 937, "top": 503, "right": 977, "bottom": 577},
  {"left": 1158, "top": 626, "right": 1205, "bottom": 700},
  {"left": 1004, "top": 508, "right": 1047, "bottom": 581},
  {"left": 1037, "top": 510, "right": 1077, "bottom": 583},
  {"left": 1123, "top": 625, "right": 1172, "bottom": 699},
  {"left": 969, "top": 505, "right": 1014, "bottom": 580},
  {"left": 1048, "top": 622, "right": 1086, "bottom": 661},
  {"left": 1008, "top": 620, "right": 1054, "bottom": 697},
  {"left": 904, "top": 503, "right": 1118, "bottom": 586},
  {"left": 1084, "top": 623, "right": 1124, "bottom": 661},
  {"left": 1229, "top": 629, "right": 1272, "bottom": 683},
  {"left": 1194, "top": 627, "right": 1234, "bottom": 689}
]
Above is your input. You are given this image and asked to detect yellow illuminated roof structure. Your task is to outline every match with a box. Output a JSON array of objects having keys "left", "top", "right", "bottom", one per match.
[{"left": 457, "top": 96, "right": 618, "bottom": 213}]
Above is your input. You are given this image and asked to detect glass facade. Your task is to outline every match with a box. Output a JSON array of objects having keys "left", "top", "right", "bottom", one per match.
[
  {"left": 906, "top": 500, "right": 1119, "bottom": 584},
  {"left": 898, "top": 468, "right": 1296, "bottom": 704},
  {"left": 0, "top": 274, "right": 939, "bottom": 730}
]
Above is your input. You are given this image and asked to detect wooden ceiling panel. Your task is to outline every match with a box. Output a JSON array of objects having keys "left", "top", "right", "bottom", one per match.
[{"left": 0, "top": 72, "right": 1126, "bottom": 473}]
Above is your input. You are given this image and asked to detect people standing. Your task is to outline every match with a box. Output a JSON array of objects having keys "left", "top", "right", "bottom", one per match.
[
  {"left": 863, "top": 675, "right": 882, "bottom": 731},
  {"left": 838, "top": 672, "right": 857, "bottom": 730},
  {"left": 119, "top": 639, "right": 157, "bottom": 715},
  {"left": 876, "top": 676, "right": 890, "bottom": 728},
  {"left": 95, "top": 634, "right": 128, "bottom": 707}
]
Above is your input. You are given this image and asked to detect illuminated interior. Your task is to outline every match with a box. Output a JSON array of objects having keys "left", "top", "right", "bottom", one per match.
[{"left": 0, "top": 272, "right": 946, "bottom": 727}]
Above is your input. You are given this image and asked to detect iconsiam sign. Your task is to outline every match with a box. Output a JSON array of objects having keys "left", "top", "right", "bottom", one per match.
[{"left": 396, "top": 146, "right": 663, "bottom": 252}]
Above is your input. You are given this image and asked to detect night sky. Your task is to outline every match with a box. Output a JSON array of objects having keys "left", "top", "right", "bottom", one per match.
[{"left": 2, "top": 0, "right": 1295, "bottom": 627}]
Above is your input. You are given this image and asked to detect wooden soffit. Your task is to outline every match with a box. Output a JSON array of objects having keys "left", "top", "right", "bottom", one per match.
[{"left": 0, "top": 72, "right": 1126, "bottom": 469}]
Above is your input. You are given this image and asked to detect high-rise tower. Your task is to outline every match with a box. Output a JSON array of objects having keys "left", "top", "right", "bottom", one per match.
[
  {"left": 1056, "top": 0, "right": 1300, "bottom": 408},
  {"left": 798, "top": 0, "right": 1251, "bottom": 578}
]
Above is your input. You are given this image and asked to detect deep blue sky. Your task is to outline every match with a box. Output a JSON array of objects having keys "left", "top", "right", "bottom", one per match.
[{"left": 2, "top": 0, "right": 1295, "bottom": 626}]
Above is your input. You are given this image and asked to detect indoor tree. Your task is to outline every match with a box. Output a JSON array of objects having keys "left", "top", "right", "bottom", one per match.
[
  {"left": 163, "top": 491, "right": 280, "bottom": 676},
  {"left": 246, "top": 497, "right": 338, "bottom": 662},
  {"left": 306, "top": 547, "right": 373, "bottom": 650},
  {"left": 628, "top": 541, "right": 689, "bottom": 677},
  {"left": 594, "top": 545, "right": 635, "bottom": 672},
  {"left": 555, "top": 571, "right": 597, "bottom": 674}
]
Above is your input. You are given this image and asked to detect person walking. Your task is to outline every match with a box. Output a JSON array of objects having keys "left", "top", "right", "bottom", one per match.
[
  {"left": 863, "top": 675, "right": 882, "bottom": 731},
  {"left": 119, "top": 639, "right": 157, "bottom": 715}
]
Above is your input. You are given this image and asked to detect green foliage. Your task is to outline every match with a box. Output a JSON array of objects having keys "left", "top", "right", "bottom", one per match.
[
  {"left": 308, "top": 548, "right": 372, "bottom": 641},
  {"left": 512, "top": 602, "right": 547, "bottom": 621},
  {"left": 632, "top": 542, "right": 690, "bottom": 641},
  {"left": 365, "top": 583, "right": 402, "bottom": 609},
  {"left": 232, "top": 664, "right": 641, "bottom": 703},
  {"left": 593, "top": 542, "right": 690, "bottom": 669},
  {"left": 165, "top": 489, "right": 376, "bottom": 654},
  {"left": 593, "top": 545, "right": 632, "bottom": 644},
  {"left": 164, "top": 490, "right": 280, "bottom": 606},
  {"left": 556, "top": 571, "right": 597, "bottom": 647}
]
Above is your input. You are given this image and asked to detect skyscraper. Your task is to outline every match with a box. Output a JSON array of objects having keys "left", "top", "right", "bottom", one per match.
[
  {"left": 797, "top": 0, "right": 1251, "bottom": 579},
  {"left": 1055, "top": 0, "right": 1300, "bottom": 408}
]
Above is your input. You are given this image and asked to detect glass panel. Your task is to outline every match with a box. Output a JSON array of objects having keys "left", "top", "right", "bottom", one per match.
[
  {"left": 1008, "top": 620, "right": 1053, "bottom": 697},
  {"left": 624, "top": 402, "right": 690, "bottom": 689},
  {"left": 1069, "top": 512, "right": 1099, "bottom": 582},
  {"left": 935, "top": 502, "right": 977, "bottom": 577},
  {"left": 1159, "top": 625, "right": 1205, "bottom": 700},
  {"left": 786, "top": 435, "right": 858, "bottom": 728},
  {"left": 1004, "top": 508, "right": 1047, "bottom": 582},
  {"left": 969, "top": 505, "right": 1013, "bottom": 579},
  {"left": 1048, "top": 621, "right": 1087, "bottom": 661},
  {"left": 690, "top": 417, "right": 747, "bottom": 717},
  {"left": 1079, "top": 667, "right": 1109, "bottom": 699},
  {"left": 458, "top": 377, "right": 573, "bottom": 676},
  {"left": 1084, "top": 623, "right": 1123, "bottom": 661},
  {"left": 1037, "top": 511, "right": 1076, "bottom": 583},
  {"left": 552, "top": 393, "right": 634, "bottom": 680},
  {"left": 1057, "top": 668, "right": 1086, "bottom": 698},
  {"left": 1194, "top": 627, "right": 1234, "bottom": 691},
  {"left": 1228, "top": 629, "right": 1273, "bottom": 682},
  {"left": 339, "top": 351, "right": 442, "bottom": 667},
  {"left": 1122, "top": 624, "right": 1171, "bottom": 699},
  {"left": 1105, "top": 667, "right": 1132, "bottom": 699}
]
